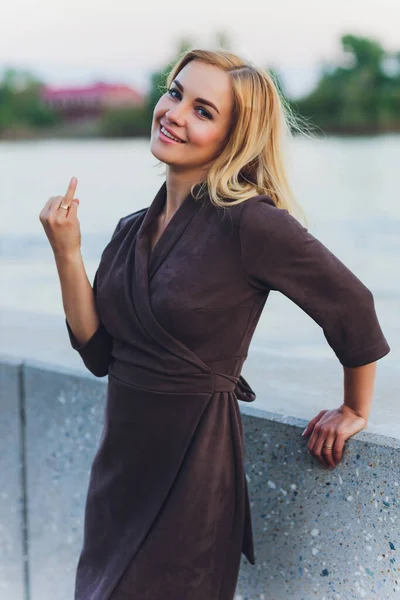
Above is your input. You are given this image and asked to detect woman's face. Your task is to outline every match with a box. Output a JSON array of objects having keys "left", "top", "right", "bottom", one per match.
[{"left": 150, "top": 60, "right": 234, "bottom": 174}]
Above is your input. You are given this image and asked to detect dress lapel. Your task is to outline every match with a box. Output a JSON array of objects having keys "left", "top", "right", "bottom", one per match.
[
  {"left": 130, "top": 180, "right": 210, "bottom": 374},
  {"left": 143, "top": 181, "right": 205, "bottom": 281}
]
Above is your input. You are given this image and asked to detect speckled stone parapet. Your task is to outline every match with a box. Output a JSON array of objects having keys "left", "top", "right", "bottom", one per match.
[
  {"left": 0, "top": 357, "right": 25, "bottom": 600},
  {"left": 0, "top": 356, "right": 399, "bottom": 599},
  {"left": 236, "top": 404, "right": 400, "bottom": 600},
  {"left": 23, "top": 360, "right": 108, "bottom": 600}
]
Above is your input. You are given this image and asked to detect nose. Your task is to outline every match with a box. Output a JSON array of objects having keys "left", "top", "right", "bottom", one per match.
[{"left": 165, "top": 110, "right": 185, "bottom": 126}]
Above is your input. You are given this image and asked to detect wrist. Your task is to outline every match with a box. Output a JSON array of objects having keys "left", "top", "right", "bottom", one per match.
[
  {"left": 54, "top": 249, "right": 82, "bottom": 264},
  {"left": 339, "top": 402, "right": 369, "bottom": 423}
]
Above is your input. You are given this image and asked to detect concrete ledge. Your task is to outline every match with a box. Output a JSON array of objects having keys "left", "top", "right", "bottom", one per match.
[
  {"left": 0, "top": 358, "right": 25, "bottom": 600},
  {"left": 237, "top": 406, "right": 399, "bottom": 599},
  {"left": 24, "top": 364, "right": 107, "bottom": 600},
  {"left": 0, "top": 356, "right": 399, "bottom": 599}
]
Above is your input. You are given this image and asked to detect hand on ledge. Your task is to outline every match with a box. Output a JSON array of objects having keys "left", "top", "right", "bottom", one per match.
[{"left": 301, "top": 404, "right": 368, "bottom": 469}]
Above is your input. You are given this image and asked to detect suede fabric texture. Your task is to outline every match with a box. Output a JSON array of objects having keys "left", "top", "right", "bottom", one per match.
[{"left": 66, "top": 181, "right": 390, "bottom": 600}]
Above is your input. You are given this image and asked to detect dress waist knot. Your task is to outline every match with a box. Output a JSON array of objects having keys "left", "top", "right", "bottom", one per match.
[{"left": 109, "top": 360, "right": 255, "bottom": 402}]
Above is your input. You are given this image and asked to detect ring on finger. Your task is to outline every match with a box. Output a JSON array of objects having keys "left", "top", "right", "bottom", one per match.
[
  {"left": 322, "top": 441, "right": 335, "bottom": 468},
  {"left": 59, "top": 202, "right": 69, "bottom": 210}
]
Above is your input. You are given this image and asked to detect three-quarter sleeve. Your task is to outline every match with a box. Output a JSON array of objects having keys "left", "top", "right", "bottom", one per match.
[
  {"left": 65, "top": 217, "right": 123, "bottom": 377},
  {"left": 239, "top": 196, "right": 390, "bottom": 368}
]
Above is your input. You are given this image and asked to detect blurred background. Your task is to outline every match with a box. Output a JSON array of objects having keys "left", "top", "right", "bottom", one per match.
[{"left": 0, "top": 0, "right": 399, "bottom": 436}]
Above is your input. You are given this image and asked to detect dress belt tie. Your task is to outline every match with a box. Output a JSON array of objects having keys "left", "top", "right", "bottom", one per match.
[
  {"left": 213, "top": 372, "right": 256, "bottom": 402},
  {"left": 212, "top": 371, "right": 238, "bottom": 392},
  {"left": 109, "top": 361, "right": 255, "bottom": 402}
]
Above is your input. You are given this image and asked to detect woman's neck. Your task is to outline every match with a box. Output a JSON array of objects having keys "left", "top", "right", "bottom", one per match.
[{"left": 164, "top": 167, "right": 206, "bottom": 219}]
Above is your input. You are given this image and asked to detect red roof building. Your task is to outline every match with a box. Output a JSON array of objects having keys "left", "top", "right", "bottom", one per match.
[{"left": 40, "top": 82, "right": 145, "bottom": 120}]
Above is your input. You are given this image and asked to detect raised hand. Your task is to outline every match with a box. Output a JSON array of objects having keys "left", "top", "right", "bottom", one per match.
[{"left": 39, "top": 176, "right": 81, "bottom": 259}]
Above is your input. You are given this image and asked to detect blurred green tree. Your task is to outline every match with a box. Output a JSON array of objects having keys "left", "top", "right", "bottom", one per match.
[
  {"left": 0, "top": 67, "right": 59, "bottom": 135},
  {"left": 291, "top": 34, "right": 400, "bottom": 134},
  {"left": 99, "top": 105, "right": 151, "bottom": 137}
]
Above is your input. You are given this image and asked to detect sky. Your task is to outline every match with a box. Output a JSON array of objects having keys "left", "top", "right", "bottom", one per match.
[{"left": 1, "top": 0, "right": 399, "bottom": 98}]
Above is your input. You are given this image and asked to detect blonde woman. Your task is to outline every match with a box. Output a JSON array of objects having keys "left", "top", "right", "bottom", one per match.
[{"left": 40, "top": 49, "right": 390, "bottom": 600}]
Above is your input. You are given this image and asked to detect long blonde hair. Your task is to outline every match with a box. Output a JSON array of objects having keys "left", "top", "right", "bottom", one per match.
[{"left": 160, "top": 48, "right": 310, "bottom": 224}]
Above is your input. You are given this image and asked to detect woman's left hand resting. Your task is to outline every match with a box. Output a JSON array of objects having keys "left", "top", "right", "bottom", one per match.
[{"left": 301, "top": 404, "right": 368, "bottom": 469}]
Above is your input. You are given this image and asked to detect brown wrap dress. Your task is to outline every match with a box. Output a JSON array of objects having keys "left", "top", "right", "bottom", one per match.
[{"left": 66, "top": 181, "right": 390, "bottom": 599}]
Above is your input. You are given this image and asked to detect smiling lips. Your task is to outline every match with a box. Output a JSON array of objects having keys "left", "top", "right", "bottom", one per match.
[{"left": 159, "top": 123, "right": 186, "bottom": 143}]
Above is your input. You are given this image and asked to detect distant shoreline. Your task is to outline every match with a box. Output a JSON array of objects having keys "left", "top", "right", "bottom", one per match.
[{"left": 2, "top": 123, "right": 400, "bottom": 142}]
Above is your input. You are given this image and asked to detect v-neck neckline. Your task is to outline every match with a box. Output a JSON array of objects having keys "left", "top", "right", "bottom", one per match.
[
  {"left": 138, "top": 181, "right": 206, "bottom": 281},
  {"left": 148, "top": 182, "right": 195, "bottom": 257},
  {"left": 130, "top": 180, "right": 213, "bottom": 375}
]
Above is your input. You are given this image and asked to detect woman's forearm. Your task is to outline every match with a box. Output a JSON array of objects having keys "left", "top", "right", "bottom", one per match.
[
  {"left": 342, "top": 361, "right": 377, "bottom": 422},
  {"left": 54, "top": 251, "right": 100, "bottom": 346}
]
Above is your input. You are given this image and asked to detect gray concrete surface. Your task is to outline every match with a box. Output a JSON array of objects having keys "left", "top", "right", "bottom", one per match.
[
  {"left": 237, "top": 405, "right": 400, "bottom": 599},
  {"left": 23, "top": 362, "right": 107, "bottom": 600},
  {"left": 0, "top": 358, "right": 25, "bottom": 600},
  {"left": 0, "top": 355, "right": 399, "bottom": 599}
]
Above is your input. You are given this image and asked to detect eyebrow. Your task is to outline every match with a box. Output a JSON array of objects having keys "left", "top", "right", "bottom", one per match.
[{"left": 172, "top": 79, "right": 220, "bottom": 115}]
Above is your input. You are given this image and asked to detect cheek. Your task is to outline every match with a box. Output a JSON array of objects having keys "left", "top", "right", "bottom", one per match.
[
  {"left": 190, "top": 126, "right": 222, "bottom": 149},
  {"left": 152, "top": 99, "right": 168, "bottom": 124},
  {"left": 153, "top": 96, "right": 171, "bottom": 123}
]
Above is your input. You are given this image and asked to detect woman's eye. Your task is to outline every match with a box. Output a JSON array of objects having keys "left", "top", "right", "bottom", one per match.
[
  {"left": 167, "top": 88, "right": 181, "bottom": 99},
  {"left": 167, "top": 88, "right": 212, "bottom": 120},
  {"left": 196, "top": 107, "right": 212, "bottom": 119}
]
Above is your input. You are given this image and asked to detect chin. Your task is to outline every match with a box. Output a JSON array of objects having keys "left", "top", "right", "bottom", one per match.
[
  {"left": 150, "top": 138, "right": 182, "bottom": 164},
  {"left": 150, "top": 143, "right": 170, "bottom": 164}
]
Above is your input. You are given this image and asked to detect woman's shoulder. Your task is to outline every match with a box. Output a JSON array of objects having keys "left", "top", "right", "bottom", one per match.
[
  {"left": 212, "top": 192, "right": 294, "bottom": 243},
  {"left": 220, "top": 192, "right": 277, "bottom": 222},
  {"left": 109, "top": 207, "right": 148, "bottom": 239},
  {"left": 119, "top": 207, "right": 148, "bottom": 228},
  {"left": 224, "top": 192, "right": 284, "bottom": 221},
  {"left": 237, "top": 193, "right": 310, "bottom": 257},
  {"left": 240, "top": 193, "right": 286, "bottom": 216},
  {"left": 238, "top": 193, "right": 294, "bottom": 232}
]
